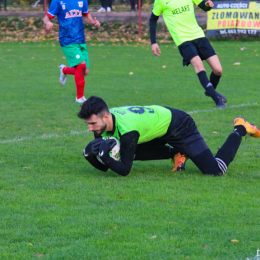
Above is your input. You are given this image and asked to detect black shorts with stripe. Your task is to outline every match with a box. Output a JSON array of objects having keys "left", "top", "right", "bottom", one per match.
[{"left": 159, "top": 107, "right": 209, "bottom": 158}]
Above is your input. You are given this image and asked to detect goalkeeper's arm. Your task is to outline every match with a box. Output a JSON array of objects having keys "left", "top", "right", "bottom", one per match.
[{"left": 98, "top": 131, "right": 140, "bottom": 176}]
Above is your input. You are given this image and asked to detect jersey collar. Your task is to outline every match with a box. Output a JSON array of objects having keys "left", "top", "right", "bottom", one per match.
[{"left": 106, "top": 113, "right": 116, "bottom": 136}]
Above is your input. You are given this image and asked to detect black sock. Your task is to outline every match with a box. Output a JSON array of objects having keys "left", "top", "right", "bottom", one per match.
[
  {"left": 197, "top": 71, "right": 211, "bottom": 90},
  {"left": 215, "top": 133, "right": 242, "bottom": 168},
  {"left": 210, "top": 72, "right": 221, "bottom": 90},
  {"left": 197, "top": 71, "right": 220, "bottom": 104},
  {"left": 233, "top": 125, "right": 247, "bottom": 137},
  {"left": 169, "top": 146, "right": 180, "bottom": 157}
]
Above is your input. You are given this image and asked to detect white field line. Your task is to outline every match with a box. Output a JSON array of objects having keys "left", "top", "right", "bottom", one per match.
[
  {"left": 1, "top": 102, "right": 258, "bottom": 144},
  {"left": 188, "top": 102, "right": 258, "bottom": 114},
  {"left": 1, "top": 130, "right": 90, "bottom": 144}
]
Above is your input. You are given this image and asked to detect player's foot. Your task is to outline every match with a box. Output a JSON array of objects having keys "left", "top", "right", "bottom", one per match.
[
  {"left": 75, "top": 96, "right": 87, "bottom": 103},
  {"left": 107, "top": 7, "right": 111, "bottom": 12},
  {"left": 97, "top": 7, "right": 106, "bottom": 12},
  {"left": 216, "top": 100, "right": 227, "bottom": 109},
  {"left": 205, "top": 91, "right": 227, "bottom": 103},
  {"left": 172, "top": 153, "right": 188, "bottom": 172},
  {"left": 234, "top": 117, "right": 260, "bottom": 137},
  {"left": 59, "top": 64, "right": 66, "bottom": 85}
]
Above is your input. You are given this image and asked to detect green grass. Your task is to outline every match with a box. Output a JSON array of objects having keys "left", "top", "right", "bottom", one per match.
[{"left": 0, "top": 41, "right": 260, "bottom": 260}]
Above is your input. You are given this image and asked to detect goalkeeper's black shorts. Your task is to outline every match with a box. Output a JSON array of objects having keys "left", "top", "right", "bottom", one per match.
[{"left": 160, "top": 107, "right": 209, "bottom": 158}]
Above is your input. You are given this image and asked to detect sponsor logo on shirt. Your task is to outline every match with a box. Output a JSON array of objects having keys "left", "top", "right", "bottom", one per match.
[
  {"left": 172, "top": 5, "right": 190, "bottom": 15},
  {"left": 65, "top": 9, "right": 83, "bottom": 18},
  {"left": 62, "top": 4, "right": 65, "bottom": 10},
  {"left": 78, "top": 1, "right": 83, "bottom": 7}
]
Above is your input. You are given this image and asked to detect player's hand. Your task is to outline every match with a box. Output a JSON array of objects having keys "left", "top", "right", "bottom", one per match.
[
  {"left": 98, "top": 139, "right": 117, "bottom": 160},
  {"left": 205, "top": 1, "right": 214, "bottom": 7},
  {"left": 83, "top": 137, "right": 104, "bottom": 157},
  {"left": 152, "top": 43, "right": 161, "bottom": 56},
  {"left": 45, "top": 21, "right": 53, "bottom": 30},
  {"left": 93, "top": 17, "right": 100, "bottom": 28}
]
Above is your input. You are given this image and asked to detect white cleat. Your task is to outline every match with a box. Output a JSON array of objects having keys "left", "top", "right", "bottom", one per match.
[
  {"left": 59, "top": 64, "right": 66, "bottom": 85},
  {"left": 97, "top": 7, "right": 106, "bottom": 12},
  {"left": 107, "top": 7, "right": 111, "bottom": 12},
  {"left": 75, "top": 96, "right": 87, "bottom": 103}
]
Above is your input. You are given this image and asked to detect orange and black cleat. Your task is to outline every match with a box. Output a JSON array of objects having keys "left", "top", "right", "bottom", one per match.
[
  {"left": 234, "top": 117, "right": 260, "bottom": 138},
  {"left": 172, "top": 153, "right": 188, "bottom": 172}
]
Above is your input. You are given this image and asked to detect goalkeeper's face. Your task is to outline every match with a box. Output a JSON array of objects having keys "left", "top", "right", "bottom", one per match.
[{"left": 84, "top": 114, "right": 108, "bottom": 135}]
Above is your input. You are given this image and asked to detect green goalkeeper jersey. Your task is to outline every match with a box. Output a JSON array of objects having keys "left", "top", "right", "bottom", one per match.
[
  {"left": 152, "top": 0, "right": 204, "bottom": 46},
  {"left": 101, "top": 105, "right": 172, "bottom": 144}
]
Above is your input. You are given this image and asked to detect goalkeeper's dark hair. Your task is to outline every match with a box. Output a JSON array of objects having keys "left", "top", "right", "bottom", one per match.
[{"left": 78, "top": 96, "right": 109, "bottom": 119}]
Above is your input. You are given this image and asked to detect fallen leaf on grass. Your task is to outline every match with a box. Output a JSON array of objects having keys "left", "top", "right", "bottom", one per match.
[
  {"left": 162, "top": 65, "right": 166, "bottom": 68},
  {"left": 231, "top": 239, "right": 239, "bottom": 243},
  {"left": 113, "top": 227, "right": 117, "bottom": 229},
  {"left": 34, "top": 254, "right": 43, "bottom": 257},
  {"left": 233, "top": 62, "right": 241, "bottom": 65},
  {"left": 26, "top": 243, "right": 33, "bottom": 246},
  {"left": 212, "top": 131, "right": 218, "bottom": 134},
  {"left": 202, "top": 245, "right": 210, "bottom": 247},
  {"left": 151, "top": 235, "right": 157, "bottom": 239},
  {"left": 129, "top": 72, "right": 134, "bottom": 75}
]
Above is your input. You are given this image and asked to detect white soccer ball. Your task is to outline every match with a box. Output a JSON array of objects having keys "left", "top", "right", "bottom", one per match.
[{"left": 96, "top": 136, "right": 121, "bottom": 164}]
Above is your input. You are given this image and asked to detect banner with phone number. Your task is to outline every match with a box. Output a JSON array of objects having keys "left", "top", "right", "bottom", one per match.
[{"left": 207, "top": 1, "right": 260, "bottom": 37}]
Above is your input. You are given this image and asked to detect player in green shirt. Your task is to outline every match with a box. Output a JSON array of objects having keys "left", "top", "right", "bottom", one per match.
[
  {"left": 149, "top": 0, "right": 227, "bottom": 109},
  {"left": 78, "top": 96, "right": 260, "bottom": 176}
]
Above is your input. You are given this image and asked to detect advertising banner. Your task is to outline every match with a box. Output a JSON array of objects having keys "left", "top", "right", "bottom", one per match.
[{"left": 207, "top": 1, "right": 260, "bottom": 36}]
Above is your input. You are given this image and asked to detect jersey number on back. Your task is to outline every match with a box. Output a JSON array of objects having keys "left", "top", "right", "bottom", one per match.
[{"left": 127, "top": 106, "right": 154, "bottom": 114}]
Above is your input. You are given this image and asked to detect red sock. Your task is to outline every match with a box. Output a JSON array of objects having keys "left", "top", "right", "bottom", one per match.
[
  {"left": 63, "top": 66, "right": 76, "bottom": 75},
  {"left": 75, "top": 63, "right": 86, "bottom": 99}
]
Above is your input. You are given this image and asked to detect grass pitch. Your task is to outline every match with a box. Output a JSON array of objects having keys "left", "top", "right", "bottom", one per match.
[{"left": 0, "top": 41, "right": 260, "bottom": 260}]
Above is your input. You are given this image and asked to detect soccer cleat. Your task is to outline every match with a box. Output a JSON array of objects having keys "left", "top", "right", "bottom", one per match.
[
  {"left": 59, "top": 64, "right": 66, "bottom": 85},
  {"left": 234, "top": 117, "right": 260, "bottom": 137},
  {"left": 216, "top": 100, "right": 227, "bottom": 109},
  {"left": 97, "top": 7, "right": 106, "bottom": 12},
  {"left": 171, "top": 153, "right": 188, "bottom": 172},
  {"left": 75, "top": 96, "right": 87, "bottom": 103},
  {"left": 205, "top": 91, "right": 227, "bottom": 103}
]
